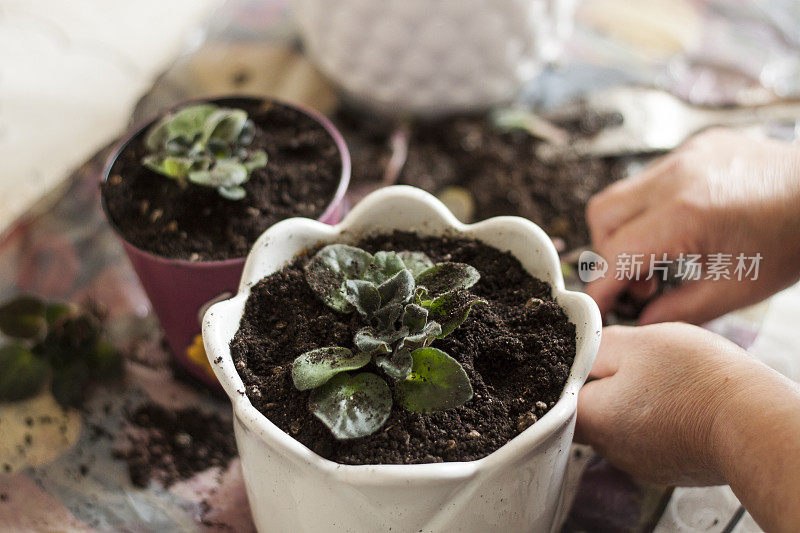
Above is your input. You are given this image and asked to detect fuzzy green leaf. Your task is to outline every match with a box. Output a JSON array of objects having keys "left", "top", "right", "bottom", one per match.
[
  {"left": 414, "top": 285, "right": 430, "bottom": 302},
  {"left": 238, "top": 120, "right": 256, "bottom": 145},
  {"left": 415, "top": 263, "right": 480, "bottom": 298},
  {"left": 217, "top": 186, "right": 246, "bottom": 201},
  {"left": 305, "top": 245, "right": 374, "bottom": 313},
  {"left": 164, "top": 136, "right": 194, "bottom": 155},
  {"left": 206, "top": 138, "right": 232, "bottom": 159},
  {"left": 345, "top": 280, "right": 381, "bottom": 318},
  {"left": 377, "top": 269, "right": 414, "bottom": 307},
  {"left": 244, "top": 150, "right": 268, "bottom": 172},
  {"left": 371, "top": 302, "right": 403, "bottom": 331},
  {"left": 0, "top": 344, "right": 48, "bottom": 401},
  {"left": 426, "top": 291, "right": 486, "bottom": 337},
  {"left": 142, "top": 155, "right": 195, "bottom": 180},
  {"left": 363, "top": 251, "right": 406, "bottom": 284},
  {"left": 0, "top": 295, "right": 46, "bottom": 339},
  {"left": 397, "top": 320, "right": 441, "bottom": 353},
  {"left": 353, "top": 326, "right": 407, "bottom": 356},
  {"left": 142, "top": 104, "right": 264, "bottom": 201},
  {"left": 292, "top": 347, "right": 370, "bottom": 391},
  {"left": 145, "top": 104, "right": 217, "bottom": 151},
  {"left": 354, "top": 328, "right": 389, "bottom": 355},
  {"left": 309, "top": 372, "right": 392, "bottom": 439},
  {"left": 396, "top": 347, "right": 473, "bottom": 413},
  {"left": 401, "top": 303, "right": 428, "bottom": 332},
  {"left": 50, "top": 359, "right": 90, "bottom": 407},
  {"left": 201, "top": 108, "right": 248, "bottom": 145},
  {"left": 375, "top": 348, "right": 413, "bottom": 381},
  {"left": 189, "top": 159, "right": 248, "bottom": 188},
  {"left": 398, "top": 251, "right": 434, "bottom": 278}
]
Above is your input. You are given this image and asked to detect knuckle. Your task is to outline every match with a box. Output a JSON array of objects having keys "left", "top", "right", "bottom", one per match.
[
  {"left": 603, "top": 324, "right": 628, "bottom": 338},
  {"left": 665, "top": 153, "right": 693, "bottom": 177},
  {"left": 687, "top": 128, "right": 723, "bottom": 148},
  {"left": 671, "top": 194, "right": 700, "bottom": 219}
]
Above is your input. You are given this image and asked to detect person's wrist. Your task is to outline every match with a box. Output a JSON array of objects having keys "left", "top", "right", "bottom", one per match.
[{"left": 706, "top": 359, "right": 782, "bottom": 484}]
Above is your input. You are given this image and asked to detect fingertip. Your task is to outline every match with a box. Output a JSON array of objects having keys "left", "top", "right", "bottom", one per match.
[
  {"left": 585, "top": 277, "right": 626, "bottom": 316},
  {"left": 637, "top": 282, "right": 719, "bottom": 325},
  {"left": 629, "top": 278, "right": 657, "bottom": 300},
  {"left": 636, "top": 303, "right": 664, "bottom": 325}
]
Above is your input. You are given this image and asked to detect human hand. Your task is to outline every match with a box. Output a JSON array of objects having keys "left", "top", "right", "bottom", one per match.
[
  {"left": 574, "top": 323, "right": 762, "bottom": 486},
  {"left": 585, "top": 129, "right": 800, "bottom": 324}
]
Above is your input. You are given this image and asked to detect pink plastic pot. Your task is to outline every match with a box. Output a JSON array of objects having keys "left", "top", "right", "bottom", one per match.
[{"left": 100, "top": 96, "right": 350, "bottom": 386}]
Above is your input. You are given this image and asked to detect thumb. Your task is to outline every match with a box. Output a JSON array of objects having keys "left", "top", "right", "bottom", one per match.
[{"left": 574, "top": 378, "right": 614, "bottom": 446}]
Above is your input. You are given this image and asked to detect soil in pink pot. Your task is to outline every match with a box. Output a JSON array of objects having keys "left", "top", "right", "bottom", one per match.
[{"left": 102, "top": 100, "right": 343, "bottom": 261}]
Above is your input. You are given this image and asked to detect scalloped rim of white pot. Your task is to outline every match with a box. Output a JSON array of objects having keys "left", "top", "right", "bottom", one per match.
[{"left": 203, "top": 185, "right": 601, "bottom": 484}]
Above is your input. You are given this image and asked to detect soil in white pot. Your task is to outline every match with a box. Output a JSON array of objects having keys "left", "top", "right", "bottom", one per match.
[{"left": 230, "top": 232, "right": 577, "bottom": 465}]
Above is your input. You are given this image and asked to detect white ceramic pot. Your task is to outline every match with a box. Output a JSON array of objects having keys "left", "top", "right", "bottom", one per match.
[
  {"left": 294, "top": 0, "right": 578, "bottom": 116},
  {"left": 203, "top": 186, "right": 601, "bottom": 532}
]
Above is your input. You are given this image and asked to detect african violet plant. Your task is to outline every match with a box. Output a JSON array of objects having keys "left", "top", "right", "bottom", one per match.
[
  {"left": 291, "top": 244, "right": 486, "bottom": 439},
  {"left": 141, "top": 103, "right": 267, "bottom": 200},
  {"left": 0, "top": 295, "right": 122, "bottom": 406}
]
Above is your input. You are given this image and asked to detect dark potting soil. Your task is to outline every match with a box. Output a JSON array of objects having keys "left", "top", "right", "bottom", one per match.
[
  {"left": 102, "top": 100, "right": 342, "bottom": 261},
  {"left": 331, "top": 107, "right": 397, "bottom": 187},
  {"left": 230, "top": 232, "right": 577, "bottom": 465},
  {"left": 398, "top": 116, "right": 626, "bottom": 250},
  {"left": 113, "top": 403, "right": 237, "bottom": 487}
]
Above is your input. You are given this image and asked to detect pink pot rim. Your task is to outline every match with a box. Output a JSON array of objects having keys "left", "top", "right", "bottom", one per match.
[{"left": 99, "top": 94, "right": 351, "bottom": 267}]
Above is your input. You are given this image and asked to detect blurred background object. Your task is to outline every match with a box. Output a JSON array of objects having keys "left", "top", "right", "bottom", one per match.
[
  {"left": 0, "top": 0, "right": 221, "bottom": 232},
  {"left": 294, "top": 0, "right": 578, "bottom": 116}
]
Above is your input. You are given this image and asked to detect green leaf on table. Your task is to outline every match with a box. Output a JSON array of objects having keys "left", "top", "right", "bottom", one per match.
[
  {"left": 0, "top": 344, "right": 48, "bottom": 402},
  {"left": 37, "top": 313, "right": 100, "bottom": 368},
  {"left": 44, "top": 302, "right": 77, "bottom": 326},
  {"left": 305, "top": 244, "right": 374, "bottom": 313},
  {"left": 50, "top": 359, "right": 90, "bottom": 407},
  {"left": 309, "top": 372, "right": 392, "bottom": 439},
  {"left": 415, "top": 263, "right": 480, "bottom": 298},
  {"left": 0, "top": 295, "right": 46, "bottom": 339},
  {"left": 396, "top": 347, "right": 473, "bottom": 413},
  {"left": 86, "top": 338, "right": 124, "bottom": 379},
  {"left": 292, "top": 347, "right": 370, "bottom": 391}
]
